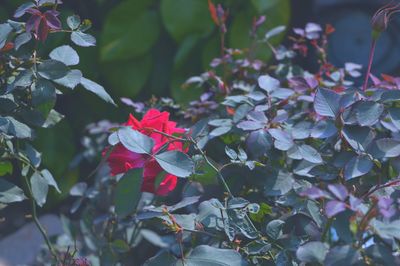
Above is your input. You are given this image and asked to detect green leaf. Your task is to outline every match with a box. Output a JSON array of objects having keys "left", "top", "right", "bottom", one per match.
[
  {"left": 0, "top": 179, "right": 26, "bottom": 203},
  {"left": 54, "top": 69, "right": 82, "bottom": 89},
  {"left": 42, "top": 109, "right": 64, "bottom": 128},
  {"left": 71, "top": 31, "right": 96, "bottom": 47},
  {"left": 14, "top": 2, "right": 35, "bottom": 18},
  {"left": 114, "top": 169, "right": 142, "bottom": 217},
  {"left": 324, "top": 245, "right": 362, "bottom": 266},
  {"left": 266, "top": 219, "right": 285, "bottom": 240},
  {"left": 100, "top": 2, "right": 159, "bottom": 62},
  {"left": 38, "top": 60, "right": 69, "bottom": 80},
  {"left": 141, "top": 229, "right": 170, "bottom": 248},
  {"left": 110, "top": 239, "right": 130, "bottom": 253},
  {"left": 344, "top": 155, "right": 373, "bottom": 180},
  {"left": 161, "top": 0, "right": 213, "bottom": 42},
  {"left": 342, "top": 125, "right": 375, "bottom": 153},
  {"left": 368, "top": 138, "right": 400, "bottom": 159},
  {"left": 155, "top": 151, "right": 194, "bottom": 178},
  {"left": 117, "top": 127, "right": 154, "bottom": 154},
  {"left": 0, "top": 161, "right": 13, "bottom": 176},
  {"left": 371, "top": 219, "right": 400, "bottom": 239},
  {"left": 30, "top": 172, "right": 49, "bottom": 207},
  {"left": 13, "top": 69, "right": 34, "bottom": 88},
  {"left": 176, "top": 245, "right": 248, "bottom": 266},
  {"left": 296, "top": 241, "right": 329, "bottom": 264},
  {"left": 24, "top": 144, "right": 41, "bottom": 168},
  {"left": 0, "top": 116, "right": 32, "bottom": 139},
  {"left": 0, "top": 23, "right": 12, "bottom": 49},
  {"left": 67, "top": 15, "right": 81, "bottom": 30},
  {"left": 314, "top": 88, "right": 341, "bottom": 118},
  {"left": 388, "top": 108, "right": 400, "bottom": 130},
  {"left": 298, "top": 144, "right": 323, "bottom": 164},
  {"left": 14, "top": 32, "right": 32, "bottom": 50},
  {"left": 264, "top": 170, "right": 294, "bottom": 196},
  {"left": 80, "top": 77, "right": 115, "bottom": 105},
  {"left": 49, "top": 45, "right": 79, "bottom": 66},
  {"left": 41, "top": 169, "right": 60, "bottom": 193},
  {"left": 355, "top": 101, "right": 383, "bottom": 126},
  {"left": 144, "top": 251, "right": 177, "bottom": 266},
  {"left": 32, "top": 79, "right": 56, "bottom": 107},
  {"left": 210, "top": 126, "right": 232, "bottom": 137}
]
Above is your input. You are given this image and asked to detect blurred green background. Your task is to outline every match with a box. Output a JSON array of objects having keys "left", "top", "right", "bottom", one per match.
[{"left": 0, "top": 0, "right": 291, "bottom": 203}]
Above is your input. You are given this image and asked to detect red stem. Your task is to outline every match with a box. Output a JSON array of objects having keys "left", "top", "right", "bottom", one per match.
[{"left": 362, "top": 38, "right": 377, "bottom": 91}]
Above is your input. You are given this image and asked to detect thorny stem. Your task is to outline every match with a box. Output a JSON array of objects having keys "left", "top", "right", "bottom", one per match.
[
  {"left": 362, "top": 177, "right": 400, "bottom": 199},
  {"left": 362, "top": 38, "right": 377, "bottom": 91},
  {"left": 23, "top": 174, "right": 58, "bottom": 262}
]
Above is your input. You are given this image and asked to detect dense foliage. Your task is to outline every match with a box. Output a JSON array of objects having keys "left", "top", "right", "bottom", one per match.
[{"left": 2, "top": 1, "right": 400, "bottom": 266}]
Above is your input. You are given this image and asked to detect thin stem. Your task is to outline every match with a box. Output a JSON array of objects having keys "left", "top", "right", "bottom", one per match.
[
  {"left": 23, "top": 175, "right": 58, "bottom": 262},
  {"left": 190, "top": 137, "right": 232, "bottom": 197},
  {"left": 362, "top": 39, "right": 377, "bottom": 91},
  {"left": 182, "top": 228, "right": 221, "bottom": 239},
  {"left": 362, "top": 177, "right": 400, "bottom": 199},
  {"left": 322, "top": 218, "right": 333, "bottom": 242}
]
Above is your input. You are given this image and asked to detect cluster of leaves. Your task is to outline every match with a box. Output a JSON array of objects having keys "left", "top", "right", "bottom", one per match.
[
  {"left": 97, "top": 0, "right": 290, "bottom": 101},
  {"left": 52, "top": 10, "right": 400, "bottom": 266},
  {"left": 0, "top": 1, "right": 114, "bottom": 264}
]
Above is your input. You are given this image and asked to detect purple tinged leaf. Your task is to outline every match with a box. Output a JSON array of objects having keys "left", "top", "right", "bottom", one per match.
[
  {"left": 258, "top": 75, "right": 280, "bottom": 93},
  {"left": 26, "top": 8, "right": 42, "bottom": 16},
  {"left": 378, "top": 197, "right": 396, "bottom": 218},
  {"left": 246, "top": 111, "right": 268, "bottom": 123},
  {"left": 325, "top": 200, "right": 347, "bottom": 218},
  {"left": 247, "top": 91, "right": 266, "bottom": 101},
  {"left": 237, "top": 121, "right": 264, "bottom": 131},
  {"left": 349, "top": 195, "right": 362, "bottom": 211},
  {"left": 44, "top": 10, "right": 61, "bottom": 29},
  {"left": 120, "top": 98, "right": 145, "bottom": 112},
  {"left": 26, "top": 15, "right": 41, "bottom": 33},
  {"left": 327, "top": 184, "right": 348, "bottom": 201},
  {"left": 269, "top": 128, "right": 294, "bottom": 151},
  {"left": 293, "top": 28, "right": 304, "bottom": 36},
  {"left": 301, "top": 186, "right": 330, "bottom": 199},
  {"left": 345, "top": 63, "right": 362, "bottom": 78},
  {"left": 305, "top": 23, "right": 322, "bottom": 39}
]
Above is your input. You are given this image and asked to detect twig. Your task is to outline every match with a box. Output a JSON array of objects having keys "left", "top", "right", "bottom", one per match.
[{"left": 23, "top": 175, "right": 58, "bottom": 262}]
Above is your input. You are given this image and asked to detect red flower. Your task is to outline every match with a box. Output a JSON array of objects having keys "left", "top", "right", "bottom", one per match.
[
  {"left": 25, "top": 8, "right": 61, "bottom": 41},
  {"left": 105, "top": 109, "right": 186, "bottom": 196}
]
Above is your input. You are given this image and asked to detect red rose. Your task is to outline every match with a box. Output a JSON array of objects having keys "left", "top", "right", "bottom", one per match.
[{"left": 105, "top": 109, "right": 186, "bottom": 196}]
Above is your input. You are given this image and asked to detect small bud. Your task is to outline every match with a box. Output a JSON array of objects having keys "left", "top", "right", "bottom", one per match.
[{"left": 371, "top": 2, "right": 400, "bottom": 39}]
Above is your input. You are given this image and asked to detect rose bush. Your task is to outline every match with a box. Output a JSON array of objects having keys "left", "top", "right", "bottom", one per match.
[{"left": 2, "top": 1, "right": 400, "bottom": 266}]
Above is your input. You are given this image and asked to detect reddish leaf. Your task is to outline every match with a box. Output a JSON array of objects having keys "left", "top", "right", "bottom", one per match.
[{"left": 208, "top": 0, "right": 219, "bottom": 25}]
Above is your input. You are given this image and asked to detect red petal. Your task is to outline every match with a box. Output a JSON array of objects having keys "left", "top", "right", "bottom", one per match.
[
  {"left": 155, "top": 174, "right": 177, "bottom": 196},
  {"left": 125, "top": 113, "right": 141, "bottom": 130},
  {"left": 105, "top": 145, "right": 146, "bottom": 176}
]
